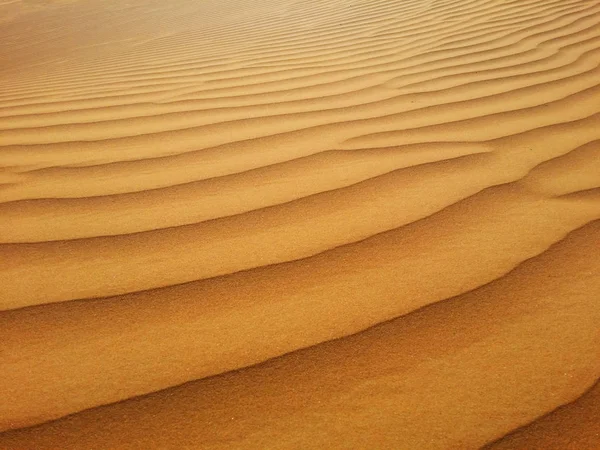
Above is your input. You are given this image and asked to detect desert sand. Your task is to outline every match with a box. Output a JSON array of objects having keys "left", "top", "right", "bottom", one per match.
[{"left": 0, "top": 0, "right": 599, "bottom": 448}]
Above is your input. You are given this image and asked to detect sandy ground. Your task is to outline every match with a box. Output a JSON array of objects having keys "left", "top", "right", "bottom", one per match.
[{"left": 0, "top": 0, "right": 599, "bottom": 448}]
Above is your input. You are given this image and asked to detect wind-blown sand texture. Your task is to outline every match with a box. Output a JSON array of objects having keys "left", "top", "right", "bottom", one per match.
[{"left": 1, "top": 0, "right": 599, "bottom": 448}]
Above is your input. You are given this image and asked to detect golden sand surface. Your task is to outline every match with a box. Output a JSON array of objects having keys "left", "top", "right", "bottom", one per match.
[{"left": 0, "top": 0, "right": 599, "bottom": 448}]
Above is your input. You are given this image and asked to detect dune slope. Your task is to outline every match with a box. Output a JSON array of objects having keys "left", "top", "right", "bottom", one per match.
[{"left": 1, "top": 0, "right": 599, "bottom": 448}]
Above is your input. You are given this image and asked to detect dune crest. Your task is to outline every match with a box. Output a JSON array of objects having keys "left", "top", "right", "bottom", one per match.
[{"left": 1, "top": 0, "right": 599, "bottom": 447}]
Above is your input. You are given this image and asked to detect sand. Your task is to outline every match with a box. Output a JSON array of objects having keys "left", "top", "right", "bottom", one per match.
[{"left": 0, "top": 0, "right": 599, "bottom": 448}]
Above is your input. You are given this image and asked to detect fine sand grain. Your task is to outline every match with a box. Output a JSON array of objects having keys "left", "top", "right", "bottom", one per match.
[{"left": 1, "top": 0, "right": 599, "bottom": 448}]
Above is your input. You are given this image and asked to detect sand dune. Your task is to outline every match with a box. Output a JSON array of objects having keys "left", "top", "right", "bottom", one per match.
[{"left": 1, "top": 0, "right": 599, "bottom": 448}]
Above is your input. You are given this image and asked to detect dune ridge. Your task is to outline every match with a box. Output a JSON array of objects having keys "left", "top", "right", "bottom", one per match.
[{"left": 1, "top": 0, "right": 599, "bottom": 448}]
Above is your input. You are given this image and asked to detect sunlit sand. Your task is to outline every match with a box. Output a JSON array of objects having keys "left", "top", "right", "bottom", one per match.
[{"left": 1, "top": 0, "right": 599, "bottom": 448}]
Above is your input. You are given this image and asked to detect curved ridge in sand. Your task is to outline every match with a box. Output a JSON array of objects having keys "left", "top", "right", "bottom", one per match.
[{"left": 1, "top": 0, "right": 599, "bottom": 448}]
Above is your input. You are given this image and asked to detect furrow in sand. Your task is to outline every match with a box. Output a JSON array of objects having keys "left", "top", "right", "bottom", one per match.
[{"left": 483, "top": 378, "right": 600, "bottom": 449}]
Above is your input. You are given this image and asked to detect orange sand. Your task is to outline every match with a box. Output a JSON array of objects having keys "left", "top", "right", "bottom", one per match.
[{"left": 0, "top": 0, "right": 599, "bottom": 448}]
